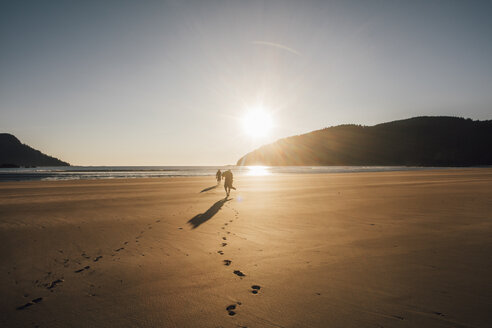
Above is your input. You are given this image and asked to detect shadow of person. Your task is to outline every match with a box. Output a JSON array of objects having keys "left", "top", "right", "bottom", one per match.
[
  {"left": 188, "top": 198, "right": 232, "bottom": 229},
  {"left": 200, "top": 185, "right": 218, "bottom": 193}
]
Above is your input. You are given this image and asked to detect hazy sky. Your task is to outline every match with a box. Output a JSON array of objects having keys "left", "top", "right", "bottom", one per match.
[{"left": 1, "top": 0, "right": 491, "bottom": 165}]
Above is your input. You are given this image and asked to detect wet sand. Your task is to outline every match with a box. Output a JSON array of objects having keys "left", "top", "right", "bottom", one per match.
[{"left": 0, "top": 169, "right": 491, "bottom": 327}]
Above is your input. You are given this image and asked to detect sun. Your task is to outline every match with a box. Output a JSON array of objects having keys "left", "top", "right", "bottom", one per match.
[{"left": 241, "top": 107, "right": 273, "bottom": 138}]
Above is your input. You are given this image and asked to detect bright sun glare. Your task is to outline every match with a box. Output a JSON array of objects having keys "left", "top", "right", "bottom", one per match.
[
  {"left": 241, "top": 107, "right": 273, "bottom": 138},
  {"left": 246, "top": 166, "right": 270, "bottom": 176}
]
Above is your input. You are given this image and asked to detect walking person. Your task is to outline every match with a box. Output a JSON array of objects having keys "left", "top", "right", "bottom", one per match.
[
  {"left": 216, "top": 169, "right": 222, "bottom": 184},
  {"left": 221, "top": 169, "right": 236, "bottom": 197}
]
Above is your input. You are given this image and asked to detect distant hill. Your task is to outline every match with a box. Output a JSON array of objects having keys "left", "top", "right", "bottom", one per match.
[
  {"left": 237, "top": 117, "right": 492, "bottom": 166},
  {"left": 0, "top": 133, "right": 69, "bottom": 167}
]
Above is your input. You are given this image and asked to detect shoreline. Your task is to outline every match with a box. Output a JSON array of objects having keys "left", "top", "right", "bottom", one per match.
[{"left": 1, "top": 166, "right": 490, "bottom": 183}]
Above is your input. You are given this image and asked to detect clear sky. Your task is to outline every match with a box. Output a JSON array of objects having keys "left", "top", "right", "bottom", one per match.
[{"left": 1, "top": 0, "right": 491, "bottom": 166}]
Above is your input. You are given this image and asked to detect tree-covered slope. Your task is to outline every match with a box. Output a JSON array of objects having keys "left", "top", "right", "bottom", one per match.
[
  {"left": 237, "top": 117, "right": 492, "bottom": 166},
  {"left": 0, "top": 133, "right": 69, "bottom": 167}
]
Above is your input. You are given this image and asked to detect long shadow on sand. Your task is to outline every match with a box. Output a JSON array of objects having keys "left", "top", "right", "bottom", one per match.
[
  {"left": 200, "top": 185, "right": 218, "bottom": 193},
  {"left": 188, "top": 198, "right": 231, "bottom": 229}
]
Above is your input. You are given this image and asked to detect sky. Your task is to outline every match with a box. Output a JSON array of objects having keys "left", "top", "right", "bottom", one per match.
[{"left": 1, "top": 0, "right": 491, "bottom": 166}]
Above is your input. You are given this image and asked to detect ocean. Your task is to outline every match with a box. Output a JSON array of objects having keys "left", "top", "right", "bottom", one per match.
[{"left": 0, "top": 166, "right": 447, "bottom": 182}]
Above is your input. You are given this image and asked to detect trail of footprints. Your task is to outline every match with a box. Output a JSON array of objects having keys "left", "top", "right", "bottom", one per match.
[
  {"left": 15, "top": 218, "right": 164, "bottom": 311},
  {"left": 219, "top": 204, "right": 261, "bottom": 321},
  {"left": 17, "top": 205, "right": 264, "bottom": 322}
]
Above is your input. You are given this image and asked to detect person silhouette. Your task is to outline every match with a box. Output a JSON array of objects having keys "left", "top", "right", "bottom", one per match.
[
  {"left": 216, "top": 169, "right": 222, "bottom": 184},
  {"left": 221, "top": 169, "right": 236, "bottom": 197}
]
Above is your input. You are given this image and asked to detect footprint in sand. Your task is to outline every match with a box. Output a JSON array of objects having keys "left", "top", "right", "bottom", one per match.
[
  {"left": 16, "top": 297, "right": 43, "bottom": 310},
  {"left": 16, "top": 302, "right": 33, "bottom": 310},
  {"left": 114, "top": 247, "right": 124, "bottom": 252},
  {"left": 222, "top": 243, "right": 227, "bottom": 247},
  {"left": 46, "top": 279, "right": 64, "bottom": 290},
  {"left": 226, "top": 304, "right": 237, "bottom": 316},
  {"left": 222, "top": 237, "right": 227, "bottom": 240},
  {"left": 74, "top": 265, "right": 90, "bottom": 273},
  {"left": 251, "top": 285, "right": 261, "bottom": 294},
  {"left": 217, "top": 251, "right": 224, "bottom": 255},
  {"left": 223, "top": 260, "right": 231, "bottom": 266},
  {"left": 93, "top": 255, "right": 103, "bottom": 262},
  {"left": 233, "top": 270, "right": 246, "bottom": 277}
]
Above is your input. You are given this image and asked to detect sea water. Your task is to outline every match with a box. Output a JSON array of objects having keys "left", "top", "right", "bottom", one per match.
[{"left": 0, "top": 166, "right": 448, "bottom": 182}]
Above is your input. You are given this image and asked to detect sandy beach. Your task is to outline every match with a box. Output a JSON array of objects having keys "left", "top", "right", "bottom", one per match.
[{"left": 1, "top": 168, "right": 491, "bottom": 328}]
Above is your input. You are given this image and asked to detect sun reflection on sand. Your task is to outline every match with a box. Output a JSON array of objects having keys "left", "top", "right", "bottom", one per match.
[{"left": 245, "top": 166, "right": 270, "bottom": 176}]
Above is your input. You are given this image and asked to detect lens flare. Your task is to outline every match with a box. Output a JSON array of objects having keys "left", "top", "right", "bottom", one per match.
[{"left": 241, "top": 108, "right": 273, "bottom": 138}]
